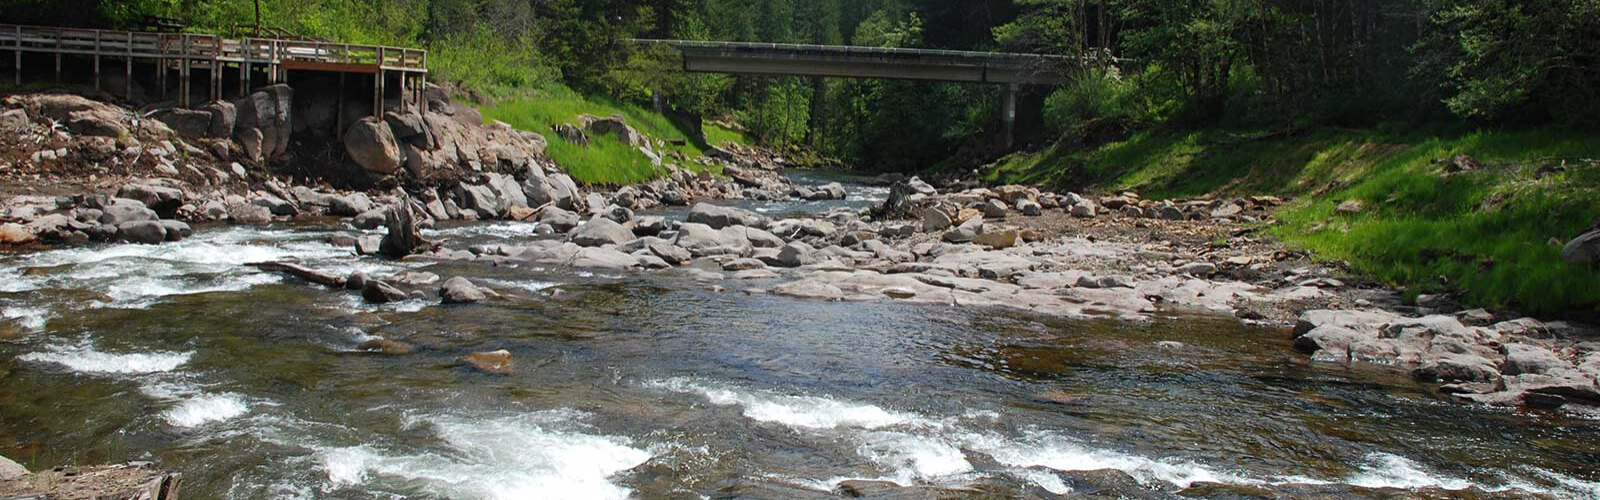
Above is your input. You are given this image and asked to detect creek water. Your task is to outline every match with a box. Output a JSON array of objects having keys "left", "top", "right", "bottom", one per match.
[{"left": 0, "top": 175, "right": 1596, "bottom": 499}]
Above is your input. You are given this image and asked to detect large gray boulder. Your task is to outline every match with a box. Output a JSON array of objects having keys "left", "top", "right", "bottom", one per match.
[
  {"left": 674, "top": 222, "right": 753, "bottom": 257},
  {"left": 234, "top": 84, "right": 293, "bottom": 160},
  {"left": 345, "top": 117, "right": 403, "bottom": 175},
  {"left": 687, "top": 203, "right": 767, "bottom": 229},
  {"left": 569, "top": 216, "right": 635, "bottom": 247},
  {"left": 116, "top": 221, "right": 166, "bottom": 244},
  {"left": 97, "top": 198, "right": 158, "bottom": 225},
  {"left": 1563, "top": 228, "right": 1600, "bottom": 266},
  {"left": 440, "top": 277, "right": 489, "bottom": 304},
  {"left": 116, "top": 181, "right": 185, "bottom": 216},
  {"left": 538, "top": 206, "right": 581, "bottom": 232}
]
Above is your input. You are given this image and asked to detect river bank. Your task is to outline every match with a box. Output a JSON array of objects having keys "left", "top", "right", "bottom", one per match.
[{"left": 1, "top": 88, "right": 1599, "bottom": 498}]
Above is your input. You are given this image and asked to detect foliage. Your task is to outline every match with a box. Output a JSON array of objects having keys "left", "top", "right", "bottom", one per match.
[
  {"left": 481, "top": 85, "right": 720, "bottom": 185},
  {"left": 1414, "top": 0, "right": 1600, "bottom": 123}
]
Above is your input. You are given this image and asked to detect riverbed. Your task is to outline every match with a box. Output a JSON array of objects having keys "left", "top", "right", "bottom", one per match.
[{"left": 1, "top": 176, "right": 1597, "bottom": 499}]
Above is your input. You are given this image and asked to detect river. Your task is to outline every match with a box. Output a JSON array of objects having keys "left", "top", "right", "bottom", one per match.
[{"left": 0, "top": 174, "right": 1596, "bottom": 499}]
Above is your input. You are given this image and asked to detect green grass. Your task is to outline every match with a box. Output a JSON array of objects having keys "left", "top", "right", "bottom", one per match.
[
  {"left": 481, "top": 85, "right": 724, "bottom": 185},
  {"left": 984, "top": 127, "right": 1600, "bottom": 314},
  {"left": 704, "top": 123, "right": 752, "bottom": 149}
]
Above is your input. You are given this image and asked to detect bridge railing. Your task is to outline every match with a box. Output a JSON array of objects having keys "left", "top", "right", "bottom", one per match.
[{"left": 0, "top": 23, "right": 425, "bottom": 72}]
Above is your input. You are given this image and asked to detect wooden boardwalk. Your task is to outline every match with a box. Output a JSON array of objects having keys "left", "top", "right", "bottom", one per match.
[{"left": 0, "top": 23, "right": 427, "bottom": 115}]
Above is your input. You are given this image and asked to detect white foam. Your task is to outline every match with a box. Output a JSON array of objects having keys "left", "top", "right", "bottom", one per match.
[
  {"left": 856, "top": 431, "right": 972, "bottom": 480},
  {"left": 425, "top": 222, "right": 544, "bottom": 239},
  {"left": 19, "top": 342, "right": 193, "bottom": 374},
  {"left": 2, "top": 306, "right": 49, "bottom": 330},
  {"left": 649, "top": 378, "right": 932, "bottom": 430},
  {"left": 960, "top": 429, "right": 1251, "bottom": 488},
  {"left": 164, "top": 393, "right": 249, "bottom": 427},
  {"left": 1346, "top": 453, "right": 1474, "bottom": 490},
  {"left": 319, "top": 411, "right": 653, "bottom": 500}
]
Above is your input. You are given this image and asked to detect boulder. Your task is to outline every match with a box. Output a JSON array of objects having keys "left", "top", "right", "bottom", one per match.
[
  {"left": 570, "top": 216, "right": 635, "bottom": 247},
  {"left": 345, "top": 117, "right": 403, "bottom": 175},
  {"left": 981, "top": 199, "right": 1009, "bottom": 218},
  {"left": 648, "top": 241, "right": 692, "bottom": 266},
  {"left": 328, "top": 193, "right": 374, "bottom": 217},
  {"left": 203, "top": 100, "right": 237, "bottom": 138},
  {"left": 460, "top": 350, "right": 514, "bottom": 374},
  {"left": 0, "top": 223, "right": 35, "bottom": 245},
  {"left": 1070, "top": 203, "right": 1098, "bottom": 218},
  {"left": 115, "top": 221, "right": 167, "bottom": 244},
  {"left": 1335, "top": 200, "right": 1365, "bottom": 215},
  {"left": 440, "top": 277, "right": 489, "bottom": 304},
  {"left": 674, "top": 222, "right": 752, "bottom": 257},
  {"left": 1563, "top": 228, "right": 1600, "bottom": 266},
  {"left": 150, "top": 108, "right": 213, "bottom": 139},
  {"left": 160, "top": 220, "right": 192, "bottom": 241},
  {"left": 234, "top": 84, "right": 293, "bottom": 159},
  {"left": 115, "top": 182, "right": 185, "bottom": 217},
  {"left": 538, "top": 206, "right": 581, "bottom": 232},
  {"left": 1017, "top": 199, "right": 1043, "bottom": 216},
  {"left": 97, "top": 198, "right": 158, "bottom": 225},
  {"left": 361, "top": 279, "right": 409, "bottom": 303},
  {"left": 773, "top": 241, "right": 816, "bottom": 268},
  {"left": 771, "top": 281, "right": 844, "bottom": 301},
  {"left": 942, "top": 215, "right": 984, "bottom": 243},
  {"left": 0, "top": 454, "right": 27, "bottom": 480},
  {"left": 972, "top": 230, "right": 1021, "bottom": 249},
  {"left": 15, "top": 93, "right": 127, "bottom": 137},
  {"left": 1501, "top": 344, "right": 1569, "bottom": 376},
  {"left": 352, "top": 209, "right": 388, "bottom": 230},
  {"left": 229, "top": 202, "right": 273, "bottom": 224},
  {"left": 921, "top": 207, "right": 954, "bottom": 232},
  {"left": 687, "top": 203, "right": 767, "bottom": 229}
]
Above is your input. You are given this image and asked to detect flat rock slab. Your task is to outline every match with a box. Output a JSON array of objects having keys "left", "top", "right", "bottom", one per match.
[{"left": 0, "top": 462, "right": 180, "bottom": 500}]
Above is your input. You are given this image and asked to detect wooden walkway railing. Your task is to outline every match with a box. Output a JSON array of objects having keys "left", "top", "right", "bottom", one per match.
[{"left": 0, "top": 23, "right": 427, "bottom": 114}]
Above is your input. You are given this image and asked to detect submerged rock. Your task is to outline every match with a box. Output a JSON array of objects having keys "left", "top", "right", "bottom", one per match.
[{"left": 460, "top": 350, "right": 514, "bottom": 374}]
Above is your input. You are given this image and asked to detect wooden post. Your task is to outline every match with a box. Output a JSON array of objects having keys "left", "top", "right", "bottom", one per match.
[
  {"left": 420, "top": 72, "right": 427, "bottom": 115},
  {"left": 53, "top": 28, "right": 60, "bottom": 83},
  {"left": 240, "top": 38, "right": 249, "bottom": 96},
  {"left": 14, "top": 26, "right": 21, "bottom": 87},
  {"left": 376, "top": 46, "right": 385, "bottom": 116},
  {"left": 93, "top": 31, "right": 101, "bottom": 92},
  {"left": 125, "top": 32, "right": 133, "bottom": 101},
  {"left": 180, "top": 35, "right": 190, "bottom": 107},
  {"left": 267, "top": 41, "right": 277, "bottom": 84},
  {"left": 398, "top": 70, "right": 407, "bottom": 113},
  {"left": 373, "top": 71, "right": 382, "bottom": 118}
]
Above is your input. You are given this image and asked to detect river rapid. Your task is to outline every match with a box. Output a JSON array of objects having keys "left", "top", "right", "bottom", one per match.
[{"left": 1, "top": 175, "right": 1597, "bottom": 499}]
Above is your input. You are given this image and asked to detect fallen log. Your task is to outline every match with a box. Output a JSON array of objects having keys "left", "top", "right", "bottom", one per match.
[{"left": 252, "top": 261, "right": 346, "bottom": 288}]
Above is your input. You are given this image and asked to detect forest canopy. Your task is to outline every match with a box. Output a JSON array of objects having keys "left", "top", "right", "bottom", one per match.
[{"left": 1, "top": 0, "right": 1594, "bottom": 170}]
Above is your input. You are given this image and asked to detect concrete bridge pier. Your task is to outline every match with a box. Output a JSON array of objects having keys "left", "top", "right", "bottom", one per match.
[{"left": 1003, "top": 83, "right": 1017, "bottom": 148}]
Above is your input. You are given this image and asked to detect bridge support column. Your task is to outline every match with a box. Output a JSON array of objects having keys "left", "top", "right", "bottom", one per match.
[{"left": 1003, "top": 82, "right": 1017, "bottom": 149}]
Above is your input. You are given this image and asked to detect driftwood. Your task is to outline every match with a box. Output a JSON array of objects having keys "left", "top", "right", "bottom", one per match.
[
  {"left": 251, "top": 261, "right": 346, "bottom": 288},
  {"left": 0, "top": 462, "right": 180, "bottom": 500},
  {"left": 379, "top": 201, "right": 438, "bottom": 259}
]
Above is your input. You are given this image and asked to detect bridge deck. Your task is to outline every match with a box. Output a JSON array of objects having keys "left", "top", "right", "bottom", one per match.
[
  {"left": 627, "top": 39, "right": 1105, "bottom": 85},
  {"left": 0, "top": 24, "right": 426, "bottom": 74}
]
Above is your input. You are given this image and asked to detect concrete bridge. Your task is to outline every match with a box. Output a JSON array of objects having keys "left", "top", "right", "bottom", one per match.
[{"left": 626, "top": 39, "right": 1113, "bottom": 146}]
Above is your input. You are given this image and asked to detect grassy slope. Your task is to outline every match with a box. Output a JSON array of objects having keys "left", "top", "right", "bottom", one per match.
[
  {"left": 985, "top": 127, "right": 1600, "bottom": 314},
  {"left": 481, "top": 86, "right": 748, "bottom": 185}
]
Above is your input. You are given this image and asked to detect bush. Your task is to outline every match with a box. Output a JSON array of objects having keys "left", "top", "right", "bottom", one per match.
[
  {"left": 428, "top": 26, "right": 559, "bottom": 100},
  {"left": 1042, "top": 68, "right": 1127, "bottom": 134}
]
